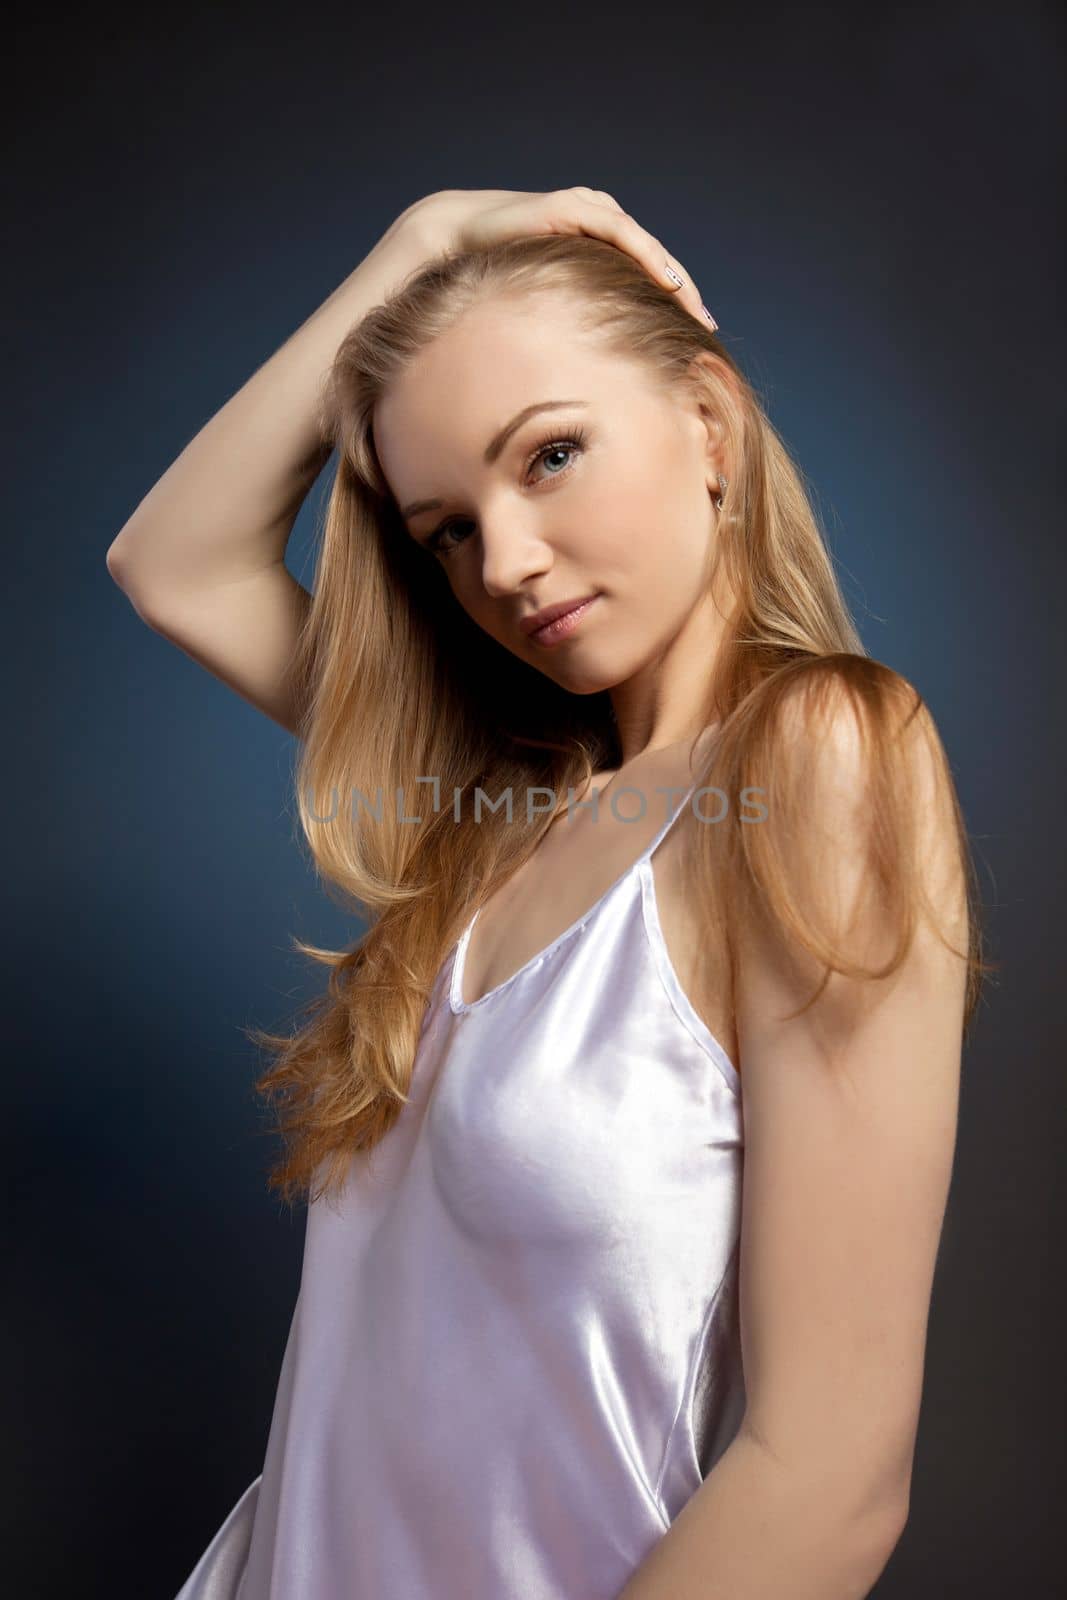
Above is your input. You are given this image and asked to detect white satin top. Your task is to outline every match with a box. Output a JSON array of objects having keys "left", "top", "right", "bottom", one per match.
[{"left": 175, "top": 774, "right": 745, "bottom": 1600}]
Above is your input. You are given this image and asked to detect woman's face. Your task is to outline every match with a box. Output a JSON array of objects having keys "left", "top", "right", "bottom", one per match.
[{"left": 373, "top": 294, "right": 727, "bottom": 727}]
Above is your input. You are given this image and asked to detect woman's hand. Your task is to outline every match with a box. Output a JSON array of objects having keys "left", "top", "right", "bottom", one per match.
[{"left": 387, "top": 186, "right": 715, "bottom": 328}]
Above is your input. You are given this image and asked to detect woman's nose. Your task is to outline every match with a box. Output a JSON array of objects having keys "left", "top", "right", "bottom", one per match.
[{"left": 478, "top": 522, "right": 553, "bottom": 598}]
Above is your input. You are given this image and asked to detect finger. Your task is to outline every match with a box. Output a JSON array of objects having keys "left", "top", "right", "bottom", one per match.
[
  {"left": 554, "top": 194, "right": 678, "bottom": 288},
  {"left": 576, "top": 187, "right": 625, "bottom": 213},
  {"left": 560, "top": 194, "right": 699, "bottom": 305}
]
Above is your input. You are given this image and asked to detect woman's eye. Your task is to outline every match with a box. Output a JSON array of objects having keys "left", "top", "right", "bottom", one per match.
[
  {"left": 535, "top": 444, "right": 577, "bottom": 478},
  {"left": 425, "top": 432, "right": 585, "bottom": 558}
]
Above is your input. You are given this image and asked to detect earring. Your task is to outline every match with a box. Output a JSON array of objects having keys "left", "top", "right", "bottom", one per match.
[{"left": 715, "top": 473, "right": 728, "bottom": 511}]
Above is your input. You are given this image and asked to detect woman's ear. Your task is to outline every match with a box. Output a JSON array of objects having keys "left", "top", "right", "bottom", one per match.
[{"left": 681, "top": 351, "right": 736, "bottom": 497}]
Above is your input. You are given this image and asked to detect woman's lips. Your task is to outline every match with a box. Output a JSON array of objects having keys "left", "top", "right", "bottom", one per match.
[{"left": 528, "top": 594, "right": 600, "bottom": 647}]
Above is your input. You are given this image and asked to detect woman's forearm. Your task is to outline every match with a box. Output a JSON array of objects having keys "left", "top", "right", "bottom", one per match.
[
  {"left": 106, "top": 215, "right": 431, "bottom": 604},
  {"left": 617, "top": 1429, "right": 906, "bottom": 1600}
]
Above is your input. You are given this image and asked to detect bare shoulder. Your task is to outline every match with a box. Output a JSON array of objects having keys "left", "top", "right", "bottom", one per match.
[
  {"left": 744, "top": 662, "right": 966, "bottom": 990},
  {"left": 644, "top": 672, "right": 964, "bottom": 1097}
]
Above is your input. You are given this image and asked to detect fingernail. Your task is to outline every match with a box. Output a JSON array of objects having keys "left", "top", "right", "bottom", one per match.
[
  {"left": 664, "top": 263, "right": 685, "bottom": 291},
  {"left": 701, "top": 304, "right": 718, "bottom": 330}
]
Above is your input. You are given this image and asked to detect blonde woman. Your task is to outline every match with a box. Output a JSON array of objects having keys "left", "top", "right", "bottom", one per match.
[{"left": 108, "top": 188, "right": 991, "bottom": 1600}]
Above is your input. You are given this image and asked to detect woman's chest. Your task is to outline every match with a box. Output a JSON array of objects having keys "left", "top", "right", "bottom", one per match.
[
  {"left": 460, "top": 791, "right": 738, "bottom": 1082},
  {"left": 428, "top": 929, "right": 740, "bottom": 1250}
]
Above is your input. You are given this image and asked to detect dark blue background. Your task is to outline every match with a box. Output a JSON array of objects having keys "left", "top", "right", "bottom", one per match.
[{"left": 8, "top": 5, "right": 1063, "bottom": 1596}]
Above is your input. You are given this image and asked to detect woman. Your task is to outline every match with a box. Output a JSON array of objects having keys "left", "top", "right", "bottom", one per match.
[{"left": 107, "top": 188, "right": 991, "bottom": 1600}]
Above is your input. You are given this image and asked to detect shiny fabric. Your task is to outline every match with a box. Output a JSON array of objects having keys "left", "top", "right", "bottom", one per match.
[{"left": 176, "top": 776, "right": 745, "bottom": 1600}]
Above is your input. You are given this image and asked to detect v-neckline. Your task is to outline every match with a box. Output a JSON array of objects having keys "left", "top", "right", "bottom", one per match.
[{"left": 449, "top": 776, "right": 700, "bottom": 1015}]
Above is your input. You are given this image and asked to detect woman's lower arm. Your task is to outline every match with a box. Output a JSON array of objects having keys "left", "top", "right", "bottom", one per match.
[
  {"left": 617, "top": 1429, "right": 906, "bottom": 1600},
  {"left": 107, "top": 215, "right": 431, "bottom": 603}
]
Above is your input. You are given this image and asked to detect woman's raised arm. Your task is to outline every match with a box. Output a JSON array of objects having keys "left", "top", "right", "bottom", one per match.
[{"left": 104, "top": 204, "right": 437, "bottom": 736}]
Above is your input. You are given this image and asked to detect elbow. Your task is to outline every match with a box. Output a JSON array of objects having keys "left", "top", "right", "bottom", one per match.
[
  {"left": 105, "top": 529, "right": 138, "bottom": 593},
  {"left": 830, "top": 1427, "right": 914, "bottom": 1581},
  {"left": 852, "top": 1488, "right": 910, "bottom": 1593},
  {"left": 105, "top": 530, "right": 164, "bottom": 627},
  {"left": 882, "top": 1487, "right": 910, "bottom": 1554},
  {"left": 806, "top": 1438, "right": 912, "bottom": 1593},
  {"left": 105, "top": 536, "right": 125, "bottom": 583}
]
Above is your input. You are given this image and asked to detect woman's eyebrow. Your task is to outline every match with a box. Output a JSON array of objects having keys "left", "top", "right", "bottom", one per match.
[{"left": 400, "top": 399, "right": 590, "bottom": 523}]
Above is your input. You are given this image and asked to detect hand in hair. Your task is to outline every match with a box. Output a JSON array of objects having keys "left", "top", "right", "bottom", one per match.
[{"left": 391, "top": 185, "right": 713, "bottom": 327}]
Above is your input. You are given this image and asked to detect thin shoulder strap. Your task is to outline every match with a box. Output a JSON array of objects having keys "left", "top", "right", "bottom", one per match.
[
  {"left": 641, "top": 775, "right": 701, "bottom": 861},
  {"left": 642, "top": 722, "right": 723, "bottom": 860}
]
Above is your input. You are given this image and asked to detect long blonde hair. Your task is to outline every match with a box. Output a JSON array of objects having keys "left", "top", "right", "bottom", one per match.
[{"left": 248, "top": 234, "right": 996, "bottom": 1209}]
